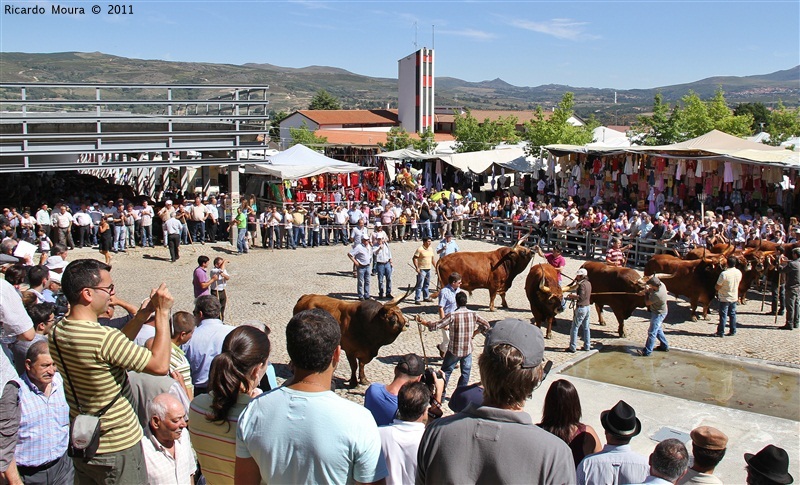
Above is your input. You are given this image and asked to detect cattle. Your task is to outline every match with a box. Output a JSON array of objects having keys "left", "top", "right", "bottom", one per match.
[
  {"left": 435, "top": 236, "right": 534, "bottom": 311},
  {"left": 746, "top": 239, "right": 800, "bottom": 257},
  {"left": 293, "top": 290, "right": 411, "bottom": 388},
  {"left": 686, "top": 245, "right": 777, "bottom": 303},
  {"left": 644, "top": 254, "right": 724, "bottom": 321},
  {"left": 580, "top": 261, "right": 650, "bottom": 338},
  {"left": 524, "top": 263, "right": 563, "bottom": 339}
]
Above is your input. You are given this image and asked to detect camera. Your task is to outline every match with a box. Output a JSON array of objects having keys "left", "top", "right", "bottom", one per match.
[
  {"left": 423, "top": 367, "right": 444, "bottom": 389},
  {"left": 53, "top": 291, "right": 69, "bottom": 321}
]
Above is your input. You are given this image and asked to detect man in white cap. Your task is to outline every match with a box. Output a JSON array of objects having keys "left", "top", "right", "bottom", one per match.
[
  {"left": 416, "top": 318, "right": 574, "bottom": 484},
  {"left": 779, "top": 247, "right": 800, "bottom": 330},
  {"left": 565, "top": 268, "right": 592, "bottom": 353},
  {"left": 158, "top": 201, "right": 175, "bottom": 248},
  {"left": 636, "top": 275, "right": 669, "bottom": 356}
]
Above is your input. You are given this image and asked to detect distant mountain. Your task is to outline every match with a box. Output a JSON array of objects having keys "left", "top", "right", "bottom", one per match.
[{"left": 1, "top": 52, "right": 797, "bottom": 125}]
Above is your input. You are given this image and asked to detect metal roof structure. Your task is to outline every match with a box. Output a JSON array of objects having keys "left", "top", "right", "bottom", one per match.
[{"left": 0, "top": 83, "right": 271, "bottom": 172}]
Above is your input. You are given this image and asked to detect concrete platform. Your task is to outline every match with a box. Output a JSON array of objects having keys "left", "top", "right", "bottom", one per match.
[{"left": 525, "top": 352, "right": 800, "bottom": 483}]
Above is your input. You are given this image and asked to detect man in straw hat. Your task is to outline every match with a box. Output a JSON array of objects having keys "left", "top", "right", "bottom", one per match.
[
  {"left": 636, "top": 275, "right": 670, "bottom": 356},
  {"left": 577, "top": 400, "right": 649, "bottom": 485},
  {"left": 678, "top": 426, "right": 728, "bottom": 484},
  {"left": 745, "top": 445, "right": 793, "bottom": 485},
  {"left": 416, "top": 319, "right": 574, "bottom": 484}
]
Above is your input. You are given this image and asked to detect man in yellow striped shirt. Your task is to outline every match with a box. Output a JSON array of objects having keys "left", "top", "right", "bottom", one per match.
[{"left": 49, "top": 259, "right": 174, "bottom": 484}]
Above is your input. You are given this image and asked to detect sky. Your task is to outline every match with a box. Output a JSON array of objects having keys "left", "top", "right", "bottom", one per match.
[{"left": 0, "top": 1, "right": 798, "bottom": 90}]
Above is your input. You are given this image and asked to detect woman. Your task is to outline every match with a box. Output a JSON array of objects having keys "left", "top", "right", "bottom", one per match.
[
  {"left": 539, "top": 379, "right": 602, "bottom": 466},
  {"left": 98, "top": 216, "right": 113, "bottom": 265},
  {"left": 189, "top": 326, "right": 271, "bottom": 485}
]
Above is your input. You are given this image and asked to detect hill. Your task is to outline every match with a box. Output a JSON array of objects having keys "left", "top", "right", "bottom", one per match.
[{"left": 1, "top": 52, "right": 797, "bottom": 125}]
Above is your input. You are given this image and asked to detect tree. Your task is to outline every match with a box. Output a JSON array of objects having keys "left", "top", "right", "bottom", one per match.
[
  {"left": 268, "top": 110, "right": 288, "bottom": 144},
  {"left": 632, "top": 92, "right": 679, "bottom": 145},
  {"left": 378, "top": 126, "right": 414, "bottom": 151},
  {"left": 707, "top": 87, "right": 752, "bottom": 138},
  {"left": 453, "top": 110, "right": 520, "bottom": 153},
  {"left": 673, "top": 91, "right": 713, "bottom": 139},
  {"left": 289, "top": 122, "right": 327, "bottom": 147},
  {"left": 414, "top": 127, "right": 437, "bottom": 154},
  {"left": 734, "top": 102, "right": 770, "bottom": 133},
  {"left": 308, "top": 89, "right": 341, "bottom": 110},
  {"left": 522, "top": 92, "right": 594, "bottom": 155},
  {"left": 766, "top": 100, "right": 800, "bottom": 146}
]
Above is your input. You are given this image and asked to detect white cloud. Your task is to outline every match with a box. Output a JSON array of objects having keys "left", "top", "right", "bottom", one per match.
[
  {"left": 508, "top": 18, "right": 599, "bottom": 41},
  {"left": 437, "top": 28, "right": 495, "bottom": 41}
]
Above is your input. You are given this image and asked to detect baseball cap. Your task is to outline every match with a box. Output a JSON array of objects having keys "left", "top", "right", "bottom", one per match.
[
  {"left": 648, "top": 275, "right": 661, "bottom": 286},
  {"left": 576, "top": 268, "right": 588, "bottom": 277},
  {"left": 375, "top": 222, "right": 381, "bottom": 227},
  {"left": 396, "top": 354, "right": 424, "bottom": 376},
  {"left": 48, "top": 271, "right": 62, "bottom": 284},
  {"left": 165, "top": 200, "right": 173, "bottom": 205},
  {"left": 45, "top": 256, "right": 68, "bottom": 271},
  {"left": 484, "top": 318, "right": 544, "bottom": 368}
]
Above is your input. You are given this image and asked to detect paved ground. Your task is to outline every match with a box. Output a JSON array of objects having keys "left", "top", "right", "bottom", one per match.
[{"left": 74, "top": 237, "right": 799, "bottom": 480}]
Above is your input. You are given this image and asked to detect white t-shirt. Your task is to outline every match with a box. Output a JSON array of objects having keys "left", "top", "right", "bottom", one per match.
[
  {"left": 379, "top": 420, "right": 425, "bottom": 485},
  {"left": 236, "top": 387, "right": 388, "bottom": 485},
  {"left": 0, "top": 279, "right": 34, "bottom": 341}
]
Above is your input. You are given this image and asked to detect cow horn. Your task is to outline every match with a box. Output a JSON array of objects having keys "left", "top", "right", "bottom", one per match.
[
  {"left": 538, "top": 264, "right": 551, "bottom": 293},
  {"left": 654, "top": 272, "right": 675, "bottom": 280},
  {"left": 513, "top": 234, "right": 529, "bottom": 249},
  {"left": 387, "top": 285, "right": 413, "bottom": 306},
  {"left": 723, "top": 244, "right": 735, "bottom": 257}
]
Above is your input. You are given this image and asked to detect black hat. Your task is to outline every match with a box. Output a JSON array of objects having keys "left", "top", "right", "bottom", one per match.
[
  {"left": 396, "top": 354, "right": 424, "bottom": 377},
  {"left": 600, "top": 400, "right": 642, "bottom": 438},
  {"left": 745, "top": 445, "right": 794, "bottom": 484}
]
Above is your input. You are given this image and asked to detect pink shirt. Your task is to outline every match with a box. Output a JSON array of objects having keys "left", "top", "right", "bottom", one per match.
[{"left": 193, "top": 266, "right": 210, "bottom": 297}]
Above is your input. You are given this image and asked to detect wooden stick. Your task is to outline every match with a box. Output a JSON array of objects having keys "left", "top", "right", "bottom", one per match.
[{"left": 775, "top": 273, "right": 782, "bottom": 325}]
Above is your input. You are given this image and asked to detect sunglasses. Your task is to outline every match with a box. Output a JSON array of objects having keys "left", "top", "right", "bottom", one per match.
[
  {"left": 534, "top": 360, "right": 554, "bottom": 390},
  {"left": 89, "top": 284, "right": 115, "bottom": 295}
]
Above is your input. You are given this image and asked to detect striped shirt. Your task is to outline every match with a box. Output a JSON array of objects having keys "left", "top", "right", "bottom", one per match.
[
  {"left": 427, "top": 307, "right": 490, "bottom": 358},
  {"left": 170, "top": 343, "right": 193, "bottom": 394},
  {"left": 188, "top": 391, "right": 257, "bottom": 485},
  {"left": 14, "top": 372, "right": 70, "bottom": 466},
  {"left": 605, "top": 247, "right": 626, "bottom": 266},
  {"left": 49, "top": 318, "right": 151, "bottom": 454}
]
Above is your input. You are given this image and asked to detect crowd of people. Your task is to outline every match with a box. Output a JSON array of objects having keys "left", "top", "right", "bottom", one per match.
[{"left": 1, "top": 178, "right": 799, "bottom": 484}]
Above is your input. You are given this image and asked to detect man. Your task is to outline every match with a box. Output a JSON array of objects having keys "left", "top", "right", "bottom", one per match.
[
  {"left": 565, "top": 268, "right": 592, "bottom": 353},
  {"left": 379, "top": 382, "right": 429, "bottom": 485},
  {"left": 123, "top": 203, "right": 138, "bottom": 248},
  {"left": 744, "top": 444, "right": 793, "bottom": 485},
  {"left": 370, "top": 223, "right": 388, "bottom": 275},
  {"left": 140, "top": 200, "right": 154, "bottom": 247},
  {"left": 11, "top": 302, "right": 54, "bottom": 375},
  {"left": 205, "top": 196, "right": 220, "bottom": 243},
  {"left": 292, "top": 204, "right": 308, "bottom": 248},
  {"left": 636, "top": 275, "right": 670, "bottom": 356},
  {"left": 164, "top": 211, "right": 183, "bottom": 263},
  {"left": 229, "top": 206, "right": 248, "bottom": 254},
  {"left": 168, "top": 311, "right": 196, "bottom": 399},
  {"left": 235, "top": 309, "right": 388, "bottom": 485},
  {"left": 25, "top": 265, "right": 51, "bottom": 304},
  {"left": 780, "top": 247, "right": 800, "bottom": 330},
  {"left": 12, "top": 341, "right": 74, "bottom": 484},
  {"left": 422, "top": 291, "right": 490, "bottom": 397},
  {"left": 35, "top": 203, "right": 51, "bottom": 241},
  {"left": 416, "top": 318, "right": 574, "bottom": 484},
  {"left": 141, "top": 393, "right": 195, "bottom": 485},
  {"left": 577, "top": 400, "right": 649, "bottom": 485},
  {"left": 373, "top": 232, "right": 394, "bottom": 299},
  {"left": 606, "top": 238, "right": 630, "bottom": 267},
  {"left": 678, "top": 426, "right": 728, "bottom": 485},
  {"left": 49, "top": 259, "right": 174, "bottom": 483},
  {"left": 364, "top": 353, "right": 424, "bottom": 426},
  {"left": 0, "top": 278, "right": 35, "bottom": 354},
  {"left": 192, "top": 255, "right": 219, "bottom": 298},
  {"left": 88, "top": 203, "right": 104, "bottom": 246},
  {"left": 436, "top": 272, "right": 463, "bottom": 358},
  {"left": 348, "top": 237, "right": 373, "bottom": 300},
  {"left": 74, "top": 205, "right": 93, "bottom": 248},
  {"left": 715, "top": 256, "right": 742, "bottom": 337},
  {"left": 182, "top": 295, "right": 233, "bottom": 395},
  {"left": 333, "top": 205, "right": 349, "bottom": 246},
  {"left": 436, "top": 232, "right": 459, "bottom": 257},
  {"left": 534, "top": 244, "right": 566, "bottom": 283},
  {"left": 112, "top": 203, "right": 127, "bottom": 252},
  {"left": 53, "top": 205, "right": 75, "bottom": 250},
  {"left": 412, "top": 236, "right": 435, "bottom": 304},
  {"left": 188, "top": 196, "right": 208, "bottom": 244},
  {"left": 209, "top": 257, "right": 231, "bottom": 321},
  {"left": 158, "top": 200, "right": 176, "bottom": 247},
  {"left": 643, "top": 439, "right": 690, "bottom": 484}
]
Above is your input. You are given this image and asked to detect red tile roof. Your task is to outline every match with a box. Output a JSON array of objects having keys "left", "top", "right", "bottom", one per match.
[
  {"left": 315, "top": 129, "right": 454, "bottom": 146},
  {"left": 297, "top": 109, "right": 398, "bottom": 125}
]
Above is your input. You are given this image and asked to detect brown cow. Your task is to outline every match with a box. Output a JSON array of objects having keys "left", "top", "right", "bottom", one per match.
[
  {"left": 435, "top": 237, "right": 534, "bottom": 311},
  {"left": 524, "top": 263, "right": 563, "bottom": 339},
  {"left": 686, "top": 245, "right": 776, "bottom": 303},
  {"left": 644, "top": 254, "right": 723, "bottom": 321},
  {"left": 293, "top": 290, "right": 410, "bottom": 388},
  {"left": 581, "top": 261, "right": 649, "bottom": 337}
]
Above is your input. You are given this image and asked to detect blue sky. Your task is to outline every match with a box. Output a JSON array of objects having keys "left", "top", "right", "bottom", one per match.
[{"left": 1, "top": 1, "right": 798, "bottom": 90}]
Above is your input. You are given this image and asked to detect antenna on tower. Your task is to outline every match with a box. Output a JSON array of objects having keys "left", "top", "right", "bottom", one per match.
[
  {"left": 432, "top": 25, "right": 435, "bottom": 49},
  {"left": 414, "top": 22, "right": 418, "bottom": 50}
]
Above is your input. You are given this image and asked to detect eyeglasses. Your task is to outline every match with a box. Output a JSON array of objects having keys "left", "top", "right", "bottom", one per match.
[
  {"left": 534, "top": 360, "right": 554, "bottom": 390},
  {"left": 89, "top": 284, "right": 115, "bottom": 295}
]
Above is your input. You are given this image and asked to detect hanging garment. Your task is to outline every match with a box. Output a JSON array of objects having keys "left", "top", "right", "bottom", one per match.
[{"left": 695, "top": 160, "right": 704, "bottom": 177}]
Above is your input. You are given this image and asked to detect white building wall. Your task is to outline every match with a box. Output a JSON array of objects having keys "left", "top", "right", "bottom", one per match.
[{"left": 278, "top": 113, "right": 319, "bottom": 149}]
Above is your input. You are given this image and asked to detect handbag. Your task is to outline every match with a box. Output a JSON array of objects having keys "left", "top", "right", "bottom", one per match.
[{"left": 52, "top": 325, "right": 122, "bottom": 460}]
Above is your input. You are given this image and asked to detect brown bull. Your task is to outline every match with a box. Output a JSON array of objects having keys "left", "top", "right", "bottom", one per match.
[
  {"left": 293, "top": 290, "right": 410, "bottom": 388},
  {"left": 524, "top": 263, "right": 563, "bottom": 339},
  {"left": 581, "top": 261, "right": 649, "bottom": 338},
  {"left": 644, "top": 254, "right": 723, "bottom": 321},
  {"left": 746, "top": 239, "right": 800, "bottom": 257},
  {"left": 686, "top": 246, "right": 776, "bottom": 303},
  {"left": 435, "top": 237, "right": 534, "bottom": 311}
]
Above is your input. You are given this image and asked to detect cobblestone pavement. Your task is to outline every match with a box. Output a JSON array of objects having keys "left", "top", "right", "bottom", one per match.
[{"left": 83, "top": 237, "right": 800, "bottom": 408}]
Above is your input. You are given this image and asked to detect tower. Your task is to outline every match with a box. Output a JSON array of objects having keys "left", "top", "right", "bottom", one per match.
[{"left": 397, "top": 48, "right": 434, "bottom": 134}]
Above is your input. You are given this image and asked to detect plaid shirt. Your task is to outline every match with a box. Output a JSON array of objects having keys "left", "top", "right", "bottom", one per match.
[
  {"left": 428, "top": 307, "right": 490, "bottom": 357},
  {"left": 15, "top": 372, "right": 70, "bottom": 467}
]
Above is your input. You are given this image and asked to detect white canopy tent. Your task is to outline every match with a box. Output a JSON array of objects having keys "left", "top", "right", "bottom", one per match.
[
  {"left": 436, "top": 147, "right": 535, "bottom": 174},
  {"left": 244, "top": 143, "right": 372, "bottom": 180}
]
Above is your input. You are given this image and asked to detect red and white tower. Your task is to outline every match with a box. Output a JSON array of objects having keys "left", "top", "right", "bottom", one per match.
[{"left": 398, "top": 48, "right": 434, "bottom": 134}]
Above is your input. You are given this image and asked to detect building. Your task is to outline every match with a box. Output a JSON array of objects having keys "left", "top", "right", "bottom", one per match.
[{"left": 398, "top": 47, "right": 435, "bottom": 134}]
